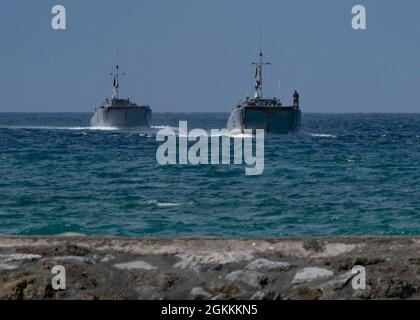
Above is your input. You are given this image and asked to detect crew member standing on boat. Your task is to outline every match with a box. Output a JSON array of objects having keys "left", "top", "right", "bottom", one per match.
[{"left": 293, "top": 90, "right": 300, "bottom": 107}]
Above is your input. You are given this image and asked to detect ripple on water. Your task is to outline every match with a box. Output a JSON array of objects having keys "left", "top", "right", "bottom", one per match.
[{"left": 0, "top": 113, "right": 419, "bottom": 236}]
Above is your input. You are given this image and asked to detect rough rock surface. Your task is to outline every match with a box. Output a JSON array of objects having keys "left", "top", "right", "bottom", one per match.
[
  {"left": 0, "top": 237, "right": 420, "bottom": 300},
  {"left": 225, "top": 270, "right": 267, "bottom": 289},
  {"left": 114, "top": 261, "right": 157, "bottom": 271},
  {"left": 190, "top": 287, "right": 212, "bottom": 299},
  {"left": 246, "top": 259, "right": 291, "bottom": 271},
  {"left": 292, "top": 267, "right": 334, "bottom": 284}
]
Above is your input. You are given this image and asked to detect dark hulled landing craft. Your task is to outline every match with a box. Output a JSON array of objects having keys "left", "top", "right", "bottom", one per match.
[
  {"left": 228, "top": 49, "right": 301, "bottom": 134},
  {"left": 90, "top": 65, "right": 152, "bottom": 128}
]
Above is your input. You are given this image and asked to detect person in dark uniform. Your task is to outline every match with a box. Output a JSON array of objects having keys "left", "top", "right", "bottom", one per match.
[{"left": 293, "top": 90, "right": 300, "bottom": 107}]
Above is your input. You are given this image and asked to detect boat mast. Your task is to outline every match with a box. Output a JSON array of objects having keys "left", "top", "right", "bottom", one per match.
[
  {"left": 252, "top": 32, "right": 270, "bottom": 99},
  {"left": 110, "top": 50, "right": 125, "bottom": 100}
]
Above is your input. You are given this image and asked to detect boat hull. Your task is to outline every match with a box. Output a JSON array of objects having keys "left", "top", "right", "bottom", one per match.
[
  {"left": 228, "top": 106, "right": 301, "bottom": 134},
  {"left": 90, "top": 106, "right": 152, "bottom": 128}
]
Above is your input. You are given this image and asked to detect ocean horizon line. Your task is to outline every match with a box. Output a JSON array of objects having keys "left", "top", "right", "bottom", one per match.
[{"left": 0, "top": 111, "right": 419, "bottom": 115}]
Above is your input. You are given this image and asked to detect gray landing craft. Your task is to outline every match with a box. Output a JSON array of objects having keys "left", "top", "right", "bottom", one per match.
[
  {"left": 90, "top": 65, "right": 152, "bottom": 128},
  {"left": 228, "top": 50, "right": 301, "bottom": 134}
]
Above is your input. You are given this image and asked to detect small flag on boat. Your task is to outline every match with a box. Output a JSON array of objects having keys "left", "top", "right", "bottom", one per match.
[
  {"left": 254, "top": 65, "right": 262, "bottom": 89},
  {"left": 112, "top": 77, "right": 119, "bottom": 99}
]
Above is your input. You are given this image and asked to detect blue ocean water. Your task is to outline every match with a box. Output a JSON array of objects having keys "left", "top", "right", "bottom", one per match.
[{"left": 0, "top": 113, "right": 419, "bottom": 237}]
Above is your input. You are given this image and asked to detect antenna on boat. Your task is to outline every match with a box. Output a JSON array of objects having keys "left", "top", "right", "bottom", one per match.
[
  {"left": 110, "top": 49, "right": 125, "bottom": 100},
  {"left": 252, "top": 31, "right": 271, "bottom": 99}
]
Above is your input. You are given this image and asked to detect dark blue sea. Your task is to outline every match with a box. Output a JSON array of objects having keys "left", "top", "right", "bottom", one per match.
[{"left": 0, "top": 113, "right": 419, "bottom": 237}]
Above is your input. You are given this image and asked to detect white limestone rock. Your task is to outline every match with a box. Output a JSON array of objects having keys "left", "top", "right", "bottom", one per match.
[
  {"left": 246, "top": 259, "right": 291, "bottom": 271},
  {"left": 0, "top": 254, "right": 42, "bottom": 263},
  {"left": 191, "top": 287, "right": 212, "bottom": 299},
  {"left": 51, "top": 256, "right": 96, "bottom": 265},
  {"left": 176, "top": 251, "right": 254, "bottom": 265},
  {"left": 114, "top": 260, "right": 157, "bottom": 271},
  {"left": 225, "top": 270, "right": 267, "bottom": 289},
  {"left": 293, "top": 267, "right": 334, "bottom": 285},
  {"left": 0, "top": 263, "right": 19, "bottom": 271}
]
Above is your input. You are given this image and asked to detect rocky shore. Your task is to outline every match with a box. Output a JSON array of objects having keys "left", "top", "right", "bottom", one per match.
[{"left": 1, "top": 236, "right": 420, "bottom": 300}]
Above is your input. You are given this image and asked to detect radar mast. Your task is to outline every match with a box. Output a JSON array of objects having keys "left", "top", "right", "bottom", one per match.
[{"left": 251, "top": 32, "right": 271, "bottom": 99}]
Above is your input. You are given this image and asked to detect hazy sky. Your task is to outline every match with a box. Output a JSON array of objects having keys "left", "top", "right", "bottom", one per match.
[{"left": 0, "top": 0, "right": 419, "bottom": 113}]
